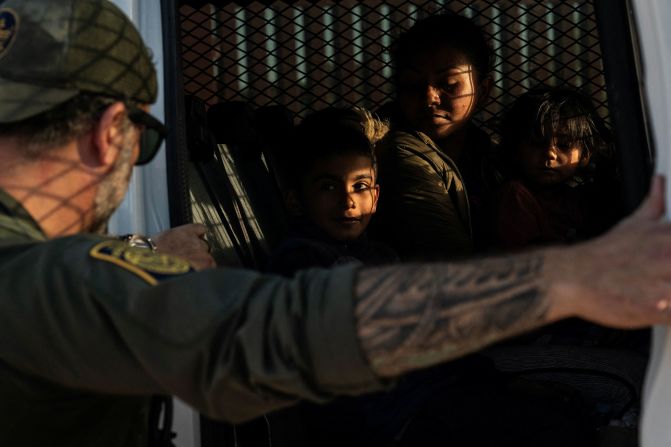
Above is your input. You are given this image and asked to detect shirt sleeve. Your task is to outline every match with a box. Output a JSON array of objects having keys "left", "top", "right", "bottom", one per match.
[{"left": 0, "top": 236, "right": 387, "bottom": 423}]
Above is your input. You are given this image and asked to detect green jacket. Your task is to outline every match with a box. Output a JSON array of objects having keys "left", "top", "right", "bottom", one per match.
[
  {"left": 0, "top": 189, "right": 385, "bottom": 446},
  {"left": 371, "top": 130, "right": 473, "bottom": 260}
]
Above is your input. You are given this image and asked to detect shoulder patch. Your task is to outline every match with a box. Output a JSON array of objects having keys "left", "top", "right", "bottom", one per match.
[
  {"left": 0, "top": 8, "right": 18, "bottom": 59},
  {"left": 89, "top": 240, "right": 194, "bottom": 285}
]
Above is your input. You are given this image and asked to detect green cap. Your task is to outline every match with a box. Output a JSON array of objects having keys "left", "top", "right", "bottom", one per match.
[{"left": 0, "top": 0, "right": 157, "bottom": 123}]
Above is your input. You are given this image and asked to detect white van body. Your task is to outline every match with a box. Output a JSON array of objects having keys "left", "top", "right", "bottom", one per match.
[
  {"left": 634, "top": 1, "right": 671, "bottom": 446},
  {"left": 109, "top": 0, "right": 171, "bottom": 238}
]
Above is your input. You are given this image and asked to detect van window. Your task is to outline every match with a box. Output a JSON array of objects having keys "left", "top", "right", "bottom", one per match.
[
  {"left": 173, "top": 0, "right": 629, "bottom": 269},
  {"left": 166, "top": 1, "right": 652, "bottom": 445}
]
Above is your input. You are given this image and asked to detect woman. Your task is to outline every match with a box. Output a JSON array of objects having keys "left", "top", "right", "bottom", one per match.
[{"left": 372, "top": 13, "right": 499, "bottom": 259}]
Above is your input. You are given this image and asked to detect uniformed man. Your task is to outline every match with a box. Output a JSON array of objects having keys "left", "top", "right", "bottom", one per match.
[{"left": 1, "top": 0, "right": 671, "bottom": 446}]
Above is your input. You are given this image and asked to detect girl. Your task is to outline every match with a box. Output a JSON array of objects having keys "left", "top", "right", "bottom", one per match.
[{"left": 495, "top": 86, "right": 621, "bottom": 248}]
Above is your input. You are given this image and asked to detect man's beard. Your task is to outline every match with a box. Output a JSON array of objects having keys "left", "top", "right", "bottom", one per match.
[{"left": 89, "top": 130, "right": 135, "bottom": 234}]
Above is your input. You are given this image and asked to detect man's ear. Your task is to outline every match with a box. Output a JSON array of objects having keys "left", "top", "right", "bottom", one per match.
[{"left": 91, "top": 102, "right": 128, "bottom": 168}]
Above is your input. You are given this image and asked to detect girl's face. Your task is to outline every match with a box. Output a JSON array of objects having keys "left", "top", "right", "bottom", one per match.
[
  {"left": 517, "top": 137, "right": 589, "bottom": 186},
  {"left": 397, "top": 45, "right": 486, "bottom": 142}
]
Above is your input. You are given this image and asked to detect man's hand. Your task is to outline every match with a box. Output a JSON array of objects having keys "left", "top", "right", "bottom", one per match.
[
  {"left": 547, "top": 175, "right": 671, "bottom": 328},
  {"left": 152, "top": 223, "right": 216, "bottom": 271}
]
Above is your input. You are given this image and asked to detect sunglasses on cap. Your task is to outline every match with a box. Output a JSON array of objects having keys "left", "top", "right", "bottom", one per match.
[{"left": 127, "top": 106, "right": 168, "bottom": 165}]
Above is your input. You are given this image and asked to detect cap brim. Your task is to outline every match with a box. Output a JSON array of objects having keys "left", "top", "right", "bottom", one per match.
[{"left": 0, "top": 77, "right": 79, "bottom": 123}]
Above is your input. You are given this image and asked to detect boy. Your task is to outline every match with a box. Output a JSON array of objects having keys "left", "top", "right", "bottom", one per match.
[{"left": 267, "top": 107, "right": 396, "bottom": 276}]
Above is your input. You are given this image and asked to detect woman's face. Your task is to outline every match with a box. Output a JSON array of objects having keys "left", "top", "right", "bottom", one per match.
[{"left": 397, "top": 45, "right": 484, "bottom": 142}]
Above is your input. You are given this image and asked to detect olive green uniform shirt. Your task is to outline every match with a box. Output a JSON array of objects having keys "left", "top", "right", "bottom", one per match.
[{"left": 0, "top": 189, "right": 384, "bottom": 446}]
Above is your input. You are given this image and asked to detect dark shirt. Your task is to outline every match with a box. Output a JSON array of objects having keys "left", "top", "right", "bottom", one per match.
[
  {"left": 495, "top": 173, "right": 623, "bottom": 250},
  {"left": 266, "top": 221, "right": 398, "bottom": 277},
  {"left": 495, "top": 180, "right": 586, "bottom": 248}
]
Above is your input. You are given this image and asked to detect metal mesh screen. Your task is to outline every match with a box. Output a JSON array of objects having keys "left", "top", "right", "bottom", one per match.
[{"left": 179, "top": 0, "right": 608, "bottom": 137}]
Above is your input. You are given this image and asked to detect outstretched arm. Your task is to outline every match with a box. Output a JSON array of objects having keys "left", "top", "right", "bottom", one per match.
[
  {"left": 356, "top": 175, "right": 671, "bottom": 377},
  {"left": 2, "top": 180, "right": 670, "bottom": 424},
  {"left": 355, "top": 253, "right": 549, "bottom": 376}
]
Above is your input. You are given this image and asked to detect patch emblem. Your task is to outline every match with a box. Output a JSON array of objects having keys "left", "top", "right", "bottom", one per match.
[
  {"left": 90, "top": 240, "right": 194, "bottom": 285},
  {"left": 0, "top": 8, "right": 18, "bottom": 59}
]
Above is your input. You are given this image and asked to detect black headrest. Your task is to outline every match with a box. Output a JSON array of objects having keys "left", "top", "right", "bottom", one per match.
[
  {"left": 254, "top": 105, "right": 295, "bottom": 143},
  {"left": 206, "top": 101, "right": 260, "bottom": 146}
]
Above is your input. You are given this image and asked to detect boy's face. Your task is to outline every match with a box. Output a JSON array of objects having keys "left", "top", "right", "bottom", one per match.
[
  {"left": 517, "top": 137, "right": 588, "bottom": 186},
  {"left": 300, "top": 153, "right": 379, "bottom": 241}
]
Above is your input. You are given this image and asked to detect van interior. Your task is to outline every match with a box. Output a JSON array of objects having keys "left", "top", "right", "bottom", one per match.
[{"left": 158, "top": 1, "right": 654, "bottom": 445}]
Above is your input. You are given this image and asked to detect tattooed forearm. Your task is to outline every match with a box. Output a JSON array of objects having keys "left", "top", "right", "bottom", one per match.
[{"left": 354, "top": 253, "right": 549, "bottom": 377}]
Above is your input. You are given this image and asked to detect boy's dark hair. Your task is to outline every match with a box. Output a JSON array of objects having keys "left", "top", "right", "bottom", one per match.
[
  {"left": 390, "top": 13, "right": 493, "bottom": 85},
  {"left": 500, "top": 86, "right": 612, "bottom": 167},
  {"left": 287, "top": 107, "right": 389, "bottom": 190}
]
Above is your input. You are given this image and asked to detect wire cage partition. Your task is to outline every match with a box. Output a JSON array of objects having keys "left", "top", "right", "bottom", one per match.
[
  {"left": 176, "top": 0, "right": 614, "bottom": 269},
  {"left": 179, "top": 0, "right": 609, "bottom": 138}
]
